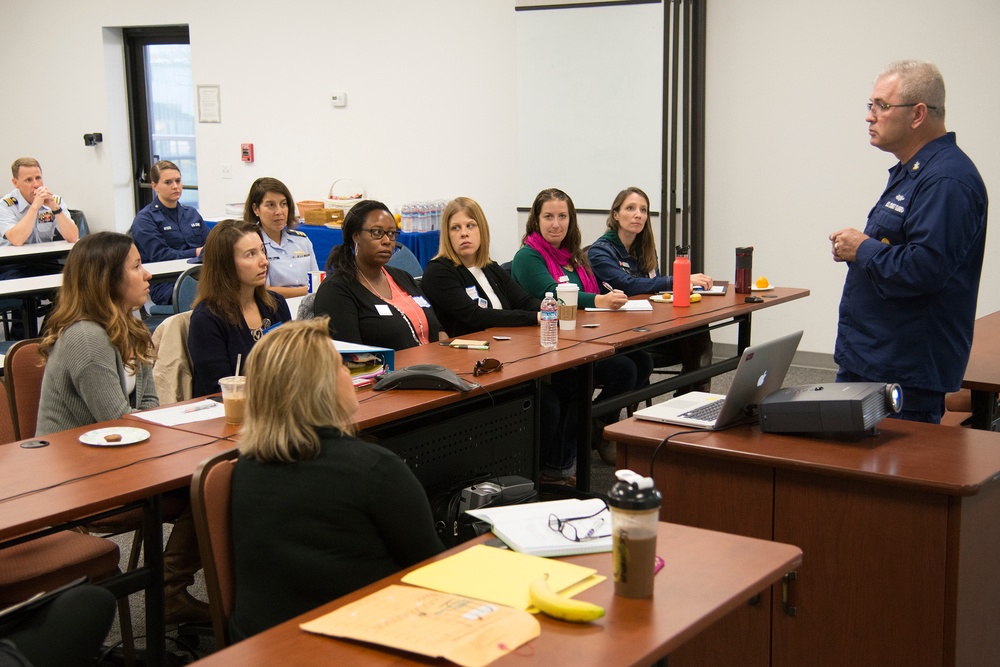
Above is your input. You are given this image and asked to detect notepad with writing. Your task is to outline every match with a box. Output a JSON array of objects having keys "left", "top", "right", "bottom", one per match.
[{"left": 466, "top": 498, "right": 612, "bottom": 557}]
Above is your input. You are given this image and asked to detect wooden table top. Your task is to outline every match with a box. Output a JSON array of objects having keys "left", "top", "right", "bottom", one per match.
[
  {"left": 532, "top": 287, "right": 809, "bottom": 347},
  {"left": 962, "top": 309, "right": 1000, "bottom": 393},
  {"left": 605, "top": 416, "right": 1000, "bottom": 496},
  {"left": 125, "top": 335, "right": 614, "bottom": 439},
  {"left": 191, "top": 522, "right": 801, "bottom": 667},
  {"left": 0, "top": 420, "right": 229, "bottom": 541},
  {"left": 348, "top": 335, "right": 613, "bottom": 431}
]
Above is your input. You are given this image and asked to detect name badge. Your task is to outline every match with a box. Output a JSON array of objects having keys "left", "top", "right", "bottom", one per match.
[
  {"left": 163, "top": 226, "right": 173, "bottom": 231},
  {"left": 557, "top": 275, "right": 569, "bottom": 283},
  {"left": 412, "top": 296, "right": 431, "bottom": 308},
  {"left": 465, "top": 286, "right": 479, "bottom": 301},
  {"left": 478, "top": 298, "right": 488, "bottom": 309},
  {"left": 191, "top": 222, "right": 202, "bottom": 227},
  {"left": 375, "top": 304, "right": 393, "bottom": 316}
]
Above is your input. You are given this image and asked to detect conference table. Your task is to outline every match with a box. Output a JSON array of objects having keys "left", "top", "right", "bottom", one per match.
[
  {"left": 0, "top": 420, "right": 233, "bottom": 667},
  {"left": 962, "top": 309, "right": 1000, "bottom": 430},
  {"left": 489, "top": 286, "right": 810, "bottom": 489},
  {"left": 0, "top": 258, "right": 195, "bottom": 337},
  {"left": 190, "top": 524, "right": 802, "bottom": 667},
  {"left": 0, "top": 239, "right": 74, "bottom": 265},
  {"left": 604, "top": 416, "right": 1000, "bottom": 667}
]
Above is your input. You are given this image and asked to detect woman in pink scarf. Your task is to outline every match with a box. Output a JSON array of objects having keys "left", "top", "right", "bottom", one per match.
[{"left": 511, "top": 188, "right": 653, "bottom": 473}]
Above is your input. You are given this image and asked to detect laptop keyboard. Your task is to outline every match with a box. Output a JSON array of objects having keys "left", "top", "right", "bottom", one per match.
[{"left": 679, "top": 399, "right": 724, "bottom": 422}]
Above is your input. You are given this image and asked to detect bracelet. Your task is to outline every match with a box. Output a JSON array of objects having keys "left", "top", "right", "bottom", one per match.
[{"left": 51, "top": 207, "right": 63, "bottom": 215}]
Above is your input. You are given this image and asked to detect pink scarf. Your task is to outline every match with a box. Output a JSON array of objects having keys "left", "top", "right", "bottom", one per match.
[{"left": 524, "top": 232, "right": 599, "bottom": 293}]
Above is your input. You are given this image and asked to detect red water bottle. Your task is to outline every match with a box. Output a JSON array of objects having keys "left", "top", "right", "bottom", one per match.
[{"left": 673, "top": 246, "right": 691, "bottom": 307}]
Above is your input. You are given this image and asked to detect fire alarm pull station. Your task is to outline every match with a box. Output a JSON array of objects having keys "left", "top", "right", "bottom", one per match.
[{"left": 241, "top": 143, "right": 254, "bottom": 162}]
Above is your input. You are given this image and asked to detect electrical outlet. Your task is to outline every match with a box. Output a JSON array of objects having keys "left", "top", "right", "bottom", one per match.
[{"left": 221, "top": 163, "right": 232, "bottom": 179}]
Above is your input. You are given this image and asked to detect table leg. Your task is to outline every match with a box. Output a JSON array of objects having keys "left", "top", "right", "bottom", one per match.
[
  {"left": 143, "top": 494, "right": 166, "bottom": 667},
  {"left": 969, "top": 389, "right": 999, "bottom": 431},
  {"left": 576, "top": 361, "right": 595, "bottom": 492}
]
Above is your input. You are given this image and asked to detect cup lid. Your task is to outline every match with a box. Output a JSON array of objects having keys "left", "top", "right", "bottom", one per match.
[{"left": 608, "top": 469, "right": 662, "bottom": 510}]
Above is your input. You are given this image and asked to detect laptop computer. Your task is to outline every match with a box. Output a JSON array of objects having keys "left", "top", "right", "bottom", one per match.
[{"left": 633, "top": 330, "right": 803, "bottom": 429}]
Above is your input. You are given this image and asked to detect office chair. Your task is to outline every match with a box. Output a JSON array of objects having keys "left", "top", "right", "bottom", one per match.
[
  {"left": 190, "top": 450, "right": 240, "bottom": 648},
  {"left": 386, "top": 242, "right": 423, "bottom": 278}
]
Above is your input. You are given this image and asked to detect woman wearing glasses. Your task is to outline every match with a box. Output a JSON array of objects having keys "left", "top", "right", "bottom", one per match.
[
  {"left": 314, "top": 200, "right": 443, "bottom": 349},
  {"left": 188, "top": 219, "right": 291, "bottom": 396}
]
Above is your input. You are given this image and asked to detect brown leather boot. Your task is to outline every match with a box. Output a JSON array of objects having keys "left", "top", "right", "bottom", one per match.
[{"left": 163, "top": 504, "right": 211, "bottom": 626}]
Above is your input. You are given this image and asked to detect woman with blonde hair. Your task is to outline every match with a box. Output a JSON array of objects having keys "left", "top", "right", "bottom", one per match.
[
  {"left": 36, "top": 232, "right": 209, "bottom": 625},
  {"left": 37, "top": 231, "right": 157, "bottom": 434},
  {"left": 421, "top": 196, "right": 540, "bottom": 336},
  {"left": 188, "top": 219, "right": 291, "bottom": 396},
  {"left": 230, "top": 318, "right": 443, "bottom": 639}
]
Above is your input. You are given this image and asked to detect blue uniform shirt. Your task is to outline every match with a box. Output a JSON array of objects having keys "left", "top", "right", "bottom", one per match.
[
  {"left": 0, "top": 188, "right": 69, "bottom": 245},
  {"left": 263, "top": 228, "right": 318, "bottom": 288},
  {"left": 834, "top": 132, "right": 988, "bottom": 394},
  {"left": 131, "top": 195, "right": 208, "bottom": 304}
]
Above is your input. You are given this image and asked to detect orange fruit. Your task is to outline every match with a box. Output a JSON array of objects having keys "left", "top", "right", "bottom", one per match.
[{"left": 755, "top": 276, "right": 769, "bottom": 288}]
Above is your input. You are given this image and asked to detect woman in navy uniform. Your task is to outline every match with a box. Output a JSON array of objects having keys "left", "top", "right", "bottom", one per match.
[
  {"left": 130, "top": 160, "right": 208, "bottom": 305},
  {"left": 244, "top": 177, "right": 318, "bottom": 298}
]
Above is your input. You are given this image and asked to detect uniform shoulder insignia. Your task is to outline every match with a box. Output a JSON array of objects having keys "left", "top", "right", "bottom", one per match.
[
  {"left": 2, "top": 196, "right": 16, "bottom": 206},
  {"left": 288, "top": 229, "right": 307, "bottom": 237}
]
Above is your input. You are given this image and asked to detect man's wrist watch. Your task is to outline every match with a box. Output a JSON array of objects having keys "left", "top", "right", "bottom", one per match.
[{"left": 51, "top": 207, "right": 63, "bottom": 215}]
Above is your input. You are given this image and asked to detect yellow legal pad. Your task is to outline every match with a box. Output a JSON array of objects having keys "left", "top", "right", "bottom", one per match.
[
  {"left": 300, "top": 585, "right": 539, "bottom": 667},
  {"left": 401, "top": 543, "right": 602, "bottom": 610}
]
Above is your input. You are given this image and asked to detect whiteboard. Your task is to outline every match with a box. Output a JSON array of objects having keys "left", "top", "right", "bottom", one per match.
[{"left": 516, "top": 2, "right": 663, "bottom": 211}]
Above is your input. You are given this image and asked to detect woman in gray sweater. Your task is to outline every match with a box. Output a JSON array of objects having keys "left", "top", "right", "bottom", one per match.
[
  {"left": 37, "top": 232, "right": 158, "bottom": 434},
  {"left": 35, "top": 232, "right": 210, "bottom": 626}
]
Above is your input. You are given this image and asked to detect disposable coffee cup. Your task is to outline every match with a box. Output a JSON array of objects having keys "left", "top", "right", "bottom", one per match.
[
  {"left": 308, "top": 270, "right": 326, "bottom": 293},
  {"left": 556, "top": 283, "right": 579, "bottom": 330},
  {"left": 218, "top": 376, "right": 247, "bottom": 425},
  {"left": 608, "top": 469, "right": 663, "bottom": 598}
]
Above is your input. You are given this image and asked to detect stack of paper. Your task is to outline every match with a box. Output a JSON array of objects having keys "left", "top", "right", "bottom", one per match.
[
  {"left": 467, "top": 498, "right": 612, "bottom": 557},
  {"left": 401, "top": 544, "right": 602, "bottom": 610}
]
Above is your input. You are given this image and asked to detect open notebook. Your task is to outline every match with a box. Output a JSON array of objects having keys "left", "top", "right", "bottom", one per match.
[{"left": 633, "top": 330, "right": 803, "bottom": 429}]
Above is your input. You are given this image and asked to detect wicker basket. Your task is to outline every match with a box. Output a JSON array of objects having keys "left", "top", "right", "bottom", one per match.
[{"left": 325, "top": 178, "right": 366, "bottom": 213}]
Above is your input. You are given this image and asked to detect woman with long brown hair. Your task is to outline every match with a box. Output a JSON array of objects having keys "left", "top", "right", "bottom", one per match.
[
  {"left": 37, "top": 231, "right": 157, "bottom": 434},
  {"left": 188, "top": 219, "right": 291, "bottom": 396},
  {"left": 36, "top": 231, "right": 209, "bottom": 625}
]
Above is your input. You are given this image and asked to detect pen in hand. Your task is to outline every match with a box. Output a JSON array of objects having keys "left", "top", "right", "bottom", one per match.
[{"left": 601, "top": 282, "right": 623, "bottom": 294}]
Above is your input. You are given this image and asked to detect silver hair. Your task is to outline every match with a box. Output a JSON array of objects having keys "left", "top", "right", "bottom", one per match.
[{"left": 877, "top": 60, "right": 946, "bottom": 120}]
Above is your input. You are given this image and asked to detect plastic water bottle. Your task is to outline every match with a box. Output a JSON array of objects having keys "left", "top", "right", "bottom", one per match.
[
  {"left": 401, "top": 203, "right": 414, "bottom": 233},
  {"left": 673, "top": 245, "right": 691, "bottom": 308},
  {"left": 540, "top": 292, "right": 559, "bottom": 348}
]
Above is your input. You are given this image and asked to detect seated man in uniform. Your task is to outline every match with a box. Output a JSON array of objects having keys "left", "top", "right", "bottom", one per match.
[
  {"left": 0, "top": 157, "right": 80, "bottom": 279},
  {"left": 130, "top": 160, "right": 208, "bottom": 305}
]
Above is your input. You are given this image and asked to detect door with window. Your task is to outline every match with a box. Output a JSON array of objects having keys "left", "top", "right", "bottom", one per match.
[{"left": 124, "top": 26, "right": 199, "bottom": 213}]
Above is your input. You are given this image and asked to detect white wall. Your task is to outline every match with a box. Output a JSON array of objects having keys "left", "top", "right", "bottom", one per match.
[
  {"left": 704, "top": 0, "right": 1000, "bottom": 355},
  {"left": 2, "top": 0, "right": 996, "bottom": 361},
  {"left": 0, "top": 0, "right": 520, "bottom": 256}
]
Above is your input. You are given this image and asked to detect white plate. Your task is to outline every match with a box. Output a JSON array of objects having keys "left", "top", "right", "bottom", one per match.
[
  {"left": 751, "top": 285, "right": 775, "bottom": 292},
  {"left": 79, "top": 427, "right": 150, "bottom": 447}
]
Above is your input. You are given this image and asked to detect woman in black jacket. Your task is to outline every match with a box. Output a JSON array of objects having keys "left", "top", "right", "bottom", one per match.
[
  {"left": 314, "top": 200, "right": 442, "bottom": 349},
  {"left": 421, "top": 197, "right": 540, "bottom": 337}
]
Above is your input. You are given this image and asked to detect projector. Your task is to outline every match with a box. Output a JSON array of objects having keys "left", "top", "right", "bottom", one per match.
[{"left": 759, "top": 382, "right": 902, "bottom": 439}]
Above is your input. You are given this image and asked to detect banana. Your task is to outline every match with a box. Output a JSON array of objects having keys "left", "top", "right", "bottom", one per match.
[{"left": 528, "top": 574, "right": 605, "bottom": 623}]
